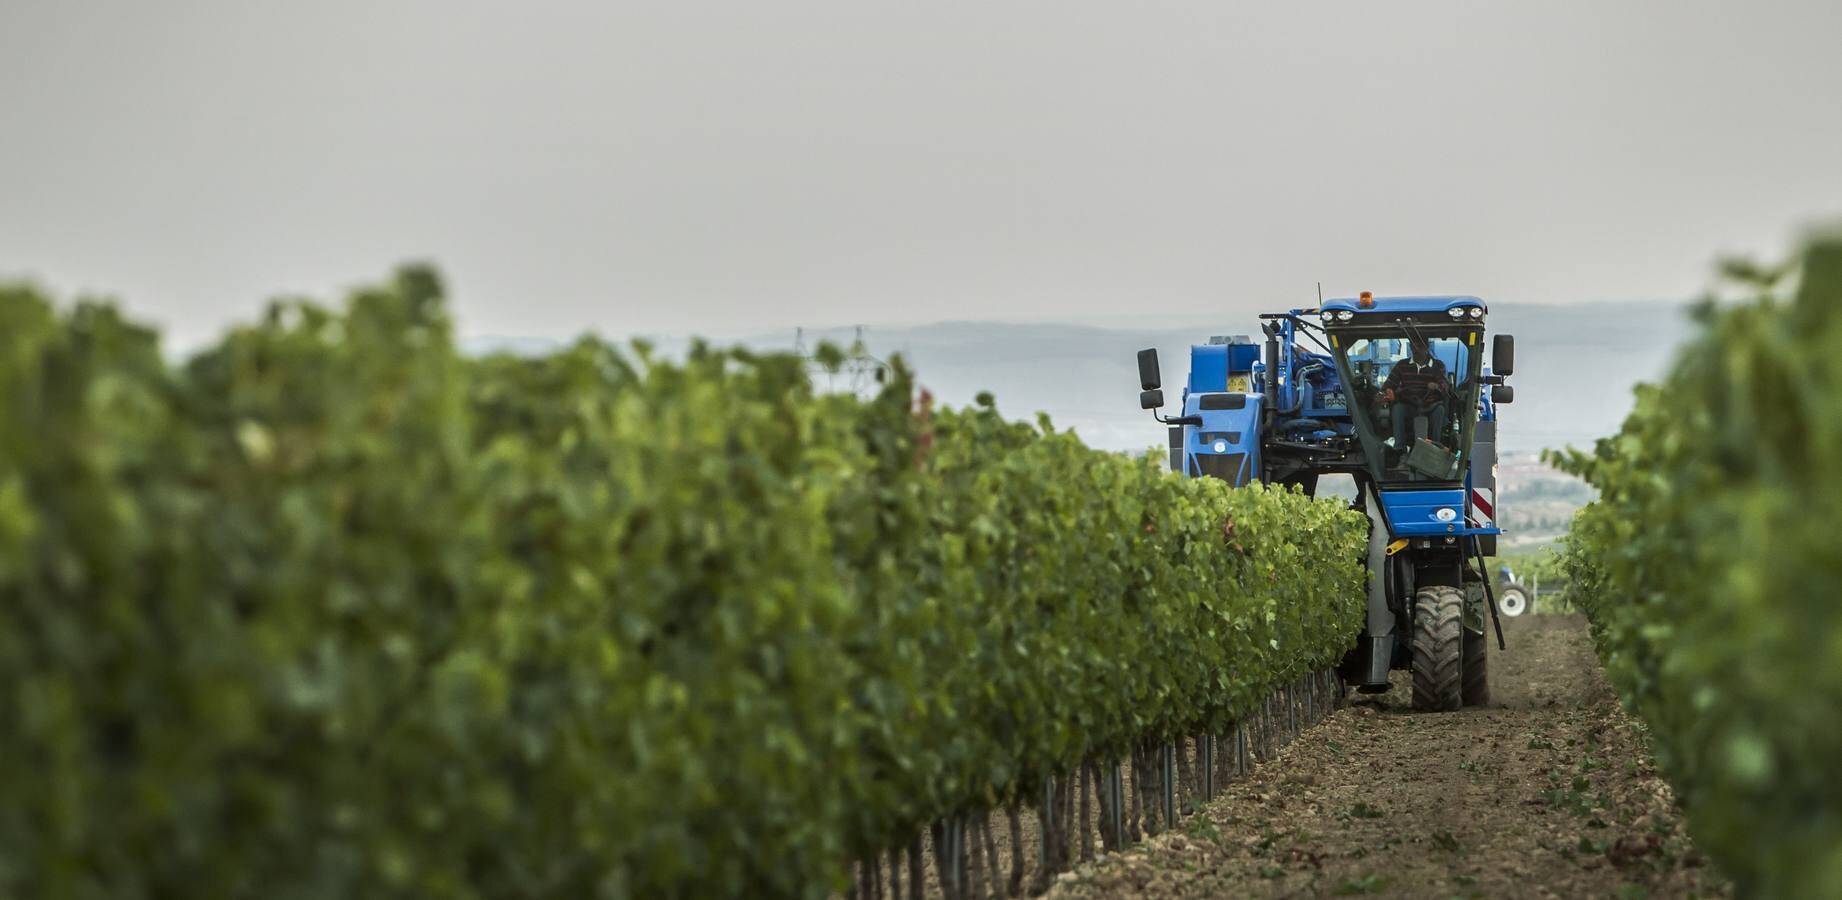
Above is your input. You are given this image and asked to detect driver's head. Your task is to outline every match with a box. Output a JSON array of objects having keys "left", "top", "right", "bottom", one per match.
[{"left": 1411, "top": 342, "right": 1431, "bottom": 363}]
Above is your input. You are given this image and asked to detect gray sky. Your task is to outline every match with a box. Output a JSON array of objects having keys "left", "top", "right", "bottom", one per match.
[{"left": 4, "top": 1, "right": 1840, "bottom": 350}]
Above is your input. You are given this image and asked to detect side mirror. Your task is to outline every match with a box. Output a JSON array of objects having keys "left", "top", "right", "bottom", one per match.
[
  {"left": 1139, "top": 389, "right": 1165, "bottom": 410},
  {"left": 1492, "top": 334, "right": 1515, "bottom": 377},
  {"left": 1137, "top": 348, "right": 1162, "bottom": 391},
  {"left": 1491, "top": 384, "right": 1514, "bottom": 405}
]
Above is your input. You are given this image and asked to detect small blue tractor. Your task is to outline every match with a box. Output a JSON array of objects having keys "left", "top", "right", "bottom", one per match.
[{"left": 1136, "top": 294, "right": 1516, "bottom": 711}]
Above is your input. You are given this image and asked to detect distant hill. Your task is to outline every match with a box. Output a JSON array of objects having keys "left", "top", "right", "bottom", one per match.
[{"left": 463, "top": 300, "right": 1694, "bottom": 456}]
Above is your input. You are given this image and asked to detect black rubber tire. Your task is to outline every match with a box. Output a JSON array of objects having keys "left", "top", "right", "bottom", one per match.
[
  {"left": 1462, "top": 621, "right": 1489, "bottom": 707},
  {"left": 1412, "top": 585, "right": 1465, "bottom": 712}
]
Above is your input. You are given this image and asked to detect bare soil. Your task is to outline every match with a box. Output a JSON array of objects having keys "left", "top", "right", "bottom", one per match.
[{"left": 1046, "top": 614, "right": 1729, "bottom": 899}]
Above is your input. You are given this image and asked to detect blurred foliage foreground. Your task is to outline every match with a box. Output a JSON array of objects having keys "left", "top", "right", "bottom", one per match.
[
  {"left": 1550, "top": 235, "right": 1842, "bottom": 898},
  {"left": 0, "top": 268, "right": 1365, "bottom": 899}
]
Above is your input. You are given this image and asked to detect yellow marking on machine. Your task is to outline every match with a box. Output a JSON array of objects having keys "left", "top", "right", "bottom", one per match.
[{"left": 1387, "top": 538, "right": 1410, "bottom": 556}]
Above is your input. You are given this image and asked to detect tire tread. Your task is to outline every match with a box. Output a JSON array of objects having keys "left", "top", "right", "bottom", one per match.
[
  {"left": 1462, "top": 615, "right": 1489, "bottom": 707},
  {"left": 1412, "top": 586, "right": 1464, "bottom": 712}
]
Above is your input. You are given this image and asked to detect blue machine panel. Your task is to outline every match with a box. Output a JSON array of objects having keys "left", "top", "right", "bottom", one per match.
[
  {"left": 1226, "top": 342, "right": 1260, "bottom": 374},
  {"left": 1183, "top": 392, "right": 1262, "bottom": 486},
  {"left": 1378, "top": 488, "right": 1468, "bottom": 537},
  {"left": 1188, "top": 345, "right": 1228, "bottom": 393},
  {"left": 1188, "top": 342, "right": 1260, "bottom": 394}
]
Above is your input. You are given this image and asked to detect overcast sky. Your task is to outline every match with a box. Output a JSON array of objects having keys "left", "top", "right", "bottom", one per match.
[{"left": 4, "top": 1, "right": 1840, "bottom": 349}]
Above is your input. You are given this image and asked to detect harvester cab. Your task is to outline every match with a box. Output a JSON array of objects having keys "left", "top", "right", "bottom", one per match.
[{"left": 1137, "top": 294, "right": 1516, "bottom": 711}]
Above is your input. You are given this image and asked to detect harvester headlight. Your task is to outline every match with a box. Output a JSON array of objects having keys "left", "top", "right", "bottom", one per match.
[
  {"left": 1321, "top": 311, "right": 1335, "bottom": 325},
  {"left": 1212, "top": 438, "right": 1228, "bottom": 453},
  {"left": 1470, "top": 307, "right": 1484, "bottom": 319},
  {"left": 1447, "top": 307, "right": 1466, "bottom": 319},
  {"left": 1336, "top": 310, "right": 1355, "bottom": 322},
  {"left": 1434, "top": 507, "right": 1458, "bottom": 523}
]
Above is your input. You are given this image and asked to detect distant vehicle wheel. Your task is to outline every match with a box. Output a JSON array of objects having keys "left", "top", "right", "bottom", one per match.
[{"left": 1497, "top": 587, "right": 1530, "bottom": 618}]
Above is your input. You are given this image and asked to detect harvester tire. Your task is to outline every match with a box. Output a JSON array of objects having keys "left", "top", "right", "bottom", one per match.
[
  {"left": 1462, "top": 622, "right": 1489, "bottom": 707},
  {"left": 1412, "top": 585, "right": 1464, "bottom": 712}
]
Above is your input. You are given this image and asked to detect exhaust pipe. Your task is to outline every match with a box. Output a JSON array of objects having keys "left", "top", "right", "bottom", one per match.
[{"left": 1263, "top": 323, "right": 1280, "bottom": 424}]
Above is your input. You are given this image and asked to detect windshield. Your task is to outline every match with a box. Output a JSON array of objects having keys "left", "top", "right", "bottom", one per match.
[{"left": 1331, "top": 327, "right": 1484, "bottom": 483}]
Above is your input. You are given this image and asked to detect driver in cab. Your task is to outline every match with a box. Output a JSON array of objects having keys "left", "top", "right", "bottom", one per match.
[{"left": 1380, "top": 340, "right": 1454, "bottom": 451}]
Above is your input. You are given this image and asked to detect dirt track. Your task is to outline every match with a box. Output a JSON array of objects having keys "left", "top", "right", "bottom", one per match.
[{"left": 1047, "top": 614, "right": 1728, "bottom": 899}]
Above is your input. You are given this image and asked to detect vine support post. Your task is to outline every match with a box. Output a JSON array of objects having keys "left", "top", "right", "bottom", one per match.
[
  {"left": 943, "top": 817, "right": 957, "bottom": 898},
  {"left": 1108, "top": 762, "right": 1124, "bottom": 850},
  {"left": 908, "top": 833, "right": 923, "bottom": 900},
  {"left": 965, "top": 813, "right": 979, "bottom": 898},
  {"left": 967, "top": 815, "right": 978, "bottom": 899},
  {"left": 1040, "top": 779, "right": 1055, "bottom": 872},
  {"left": 938, "top": 818, "right": 953, "bottom": 900},
  {"left": 1161, "top": 743, "right": 1175, "bottom": 828},
  {"left": 1202, "top": 734, "right": 1215, "bottom": 801}
]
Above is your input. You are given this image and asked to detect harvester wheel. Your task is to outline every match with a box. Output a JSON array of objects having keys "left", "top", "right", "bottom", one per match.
[
  {"left": 1462, "top": 622, "right": 1489, "bottom": 707},
  {"left": 1412, "top": 585, "right": 1464, "bottom": 712}
]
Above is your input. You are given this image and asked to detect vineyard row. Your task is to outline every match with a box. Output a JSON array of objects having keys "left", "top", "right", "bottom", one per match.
[
  {"left": 0, "top": 269, "right": 1366, "bottom": 899},
  {"left": 1550, "top": 235, "right": 1842, "bottom": 898}
]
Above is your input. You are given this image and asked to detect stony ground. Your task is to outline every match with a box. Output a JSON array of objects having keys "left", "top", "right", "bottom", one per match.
[{"left": 1046, "top": 614, "right": 1728, "bottom": 900}]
